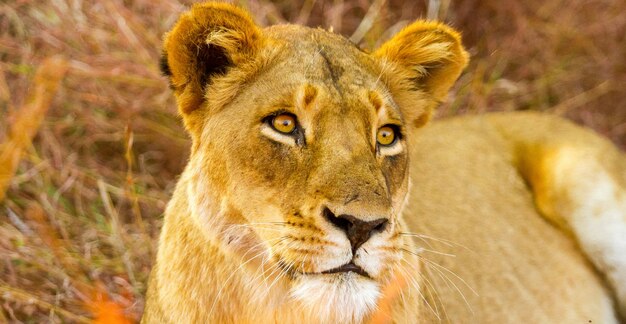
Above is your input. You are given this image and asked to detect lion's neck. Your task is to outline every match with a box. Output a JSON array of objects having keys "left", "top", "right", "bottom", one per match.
[{"left": 149, "top": 182, "right": 325, "bottom": 323}]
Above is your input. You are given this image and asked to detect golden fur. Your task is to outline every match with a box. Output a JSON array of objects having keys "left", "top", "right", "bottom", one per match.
[{"left": 143, "top": 2, "right": 626, "bottom": 323}]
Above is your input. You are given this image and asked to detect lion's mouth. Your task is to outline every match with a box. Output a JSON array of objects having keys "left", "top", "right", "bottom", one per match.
[
  {"left": 278, "top": 258, "right": 372, "bottom": 279},
  {"left": 321, "top": 262, "right": 370, "bottom": 278}
]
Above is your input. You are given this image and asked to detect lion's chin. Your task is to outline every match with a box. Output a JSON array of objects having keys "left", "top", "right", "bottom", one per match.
[{"left": 290, "top": 272, "right": 381, "bottom": 324}]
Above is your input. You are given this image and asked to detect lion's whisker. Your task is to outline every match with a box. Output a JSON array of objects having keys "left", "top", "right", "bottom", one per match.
[
  {"left": 207, "top": 236, "right": 286, "bottom": 317},
  {"left": 402, "top": 243, "right": 456, "bottom": 258},
  {"left": 249, "top": 238, "right": 302, "bottom": 301},
  {"left": 418, "top": 256, "right": 478, "bottom": 296},
  {"left": 395, "top": 261, "right": 441, "bottom": 320},
  {"left": 399, "top": 232, "right": 472, "bottom": 252},
  {"left": 418, "top": 256, "right": 476, "bottom": 315},
  {"left": 399, "top": 257, "right": 450, "bottom": 322},
  {"left": 266, "top": 257, "right": 295, "bottom": 293},
  {"left": 245, "top": 222, "right": 288, "bottom": 225},
  {"left": 252, "top": 236, "right": 294, "bottom": 287}
]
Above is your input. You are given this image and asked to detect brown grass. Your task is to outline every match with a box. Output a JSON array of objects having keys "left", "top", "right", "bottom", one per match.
[
  {"left": 0, "top": 57, "right": 68, "bottom": 202},
  {"left": 0, "top": 0, "right": 624, "bottom": 322}
]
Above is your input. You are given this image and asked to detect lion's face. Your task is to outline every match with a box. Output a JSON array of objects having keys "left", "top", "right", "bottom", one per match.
[
  {"left": 187, "top": 29, "right": 410, "bottom": 320},
  {"left": 161, "top": 3, "right": 467, "bottom": 322}
]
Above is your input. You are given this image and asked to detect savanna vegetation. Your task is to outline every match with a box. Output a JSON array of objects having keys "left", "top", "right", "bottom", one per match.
[{"left": 1, "top": 0, "right": 624, "bottom": 322}]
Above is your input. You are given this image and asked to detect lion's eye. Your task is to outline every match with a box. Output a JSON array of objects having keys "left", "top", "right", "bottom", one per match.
[
  {"left": 261, "top": 112, "right": 305, "bottom": 146},
  {"left": 271, "top": 114, "right": 297, "bottom": 134},
  {"left": 377, "top": 126, "right": 396, "bottom": 146}
]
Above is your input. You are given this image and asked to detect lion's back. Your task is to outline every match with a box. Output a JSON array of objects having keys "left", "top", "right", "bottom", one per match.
[{"left": 403, "top": 112, "right": 618, "bottom": 323}]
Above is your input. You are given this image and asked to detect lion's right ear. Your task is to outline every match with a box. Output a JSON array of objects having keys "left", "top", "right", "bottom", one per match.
[
  {"left": 161, "top": 3, "right": 263, "bottom": 115},
  {"left": 373, "top": 21, "right": 468, "bottom": 127}
]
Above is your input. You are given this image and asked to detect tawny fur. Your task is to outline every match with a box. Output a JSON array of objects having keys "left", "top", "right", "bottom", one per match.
[{"left": 143, "top": 2, "right": 626, "bottom": 323}]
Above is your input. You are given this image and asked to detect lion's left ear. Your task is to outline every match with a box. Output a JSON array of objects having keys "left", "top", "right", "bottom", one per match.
[{"left": 373, "top": 20, "right": 468, "bottom": 107}]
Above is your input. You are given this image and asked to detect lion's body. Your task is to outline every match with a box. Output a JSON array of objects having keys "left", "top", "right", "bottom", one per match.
[
  {"left": 143, "top": 3, "right": 626, "bottom": 323},
  {"left": 407, "top": 112, "right": 624, "bottom": 323}
]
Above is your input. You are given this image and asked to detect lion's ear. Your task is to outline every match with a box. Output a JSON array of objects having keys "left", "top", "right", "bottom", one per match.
[
  {"left": 373, "top": 21, "right": 468, "bottom": 108},
  {"left": 161, "top": 3, "right": 262, "bottom": 115}
]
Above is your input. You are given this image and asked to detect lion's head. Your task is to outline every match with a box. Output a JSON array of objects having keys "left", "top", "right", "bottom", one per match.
[{"left": 160, "top": 3, "right": 467, "bottom": 322}]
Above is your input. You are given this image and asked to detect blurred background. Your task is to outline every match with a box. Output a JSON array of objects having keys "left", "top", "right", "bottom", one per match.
[{"left": 0, "top": 0, "right": 624, "bottom": 322}]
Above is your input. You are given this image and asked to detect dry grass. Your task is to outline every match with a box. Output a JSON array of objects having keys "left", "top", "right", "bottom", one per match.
[
  {"left": 1, "top": 57, "right": 68, "bottom": 202},
  {"left": 0, "top": 0, "right": 624, "bottom": 322}
]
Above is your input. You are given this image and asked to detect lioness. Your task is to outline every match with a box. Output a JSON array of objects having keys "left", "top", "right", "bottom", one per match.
[{"left": 143, "top": 2, "right": 626, "bottom": 323}]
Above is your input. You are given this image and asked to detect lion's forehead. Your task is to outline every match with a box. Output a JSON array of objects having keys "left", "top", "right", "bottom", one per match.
[
  {"left": 264, "top": 24, "right": 364, "bottom": 54},
  {"left": 263, "top": 25, "right": 381, "bottom": 87}
]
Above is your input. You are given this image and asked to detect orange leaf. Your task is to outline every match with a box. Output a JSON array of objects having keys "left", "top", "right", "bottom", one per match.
[{"left": 88, "top": 288, "right": 133, "bottom": 324}]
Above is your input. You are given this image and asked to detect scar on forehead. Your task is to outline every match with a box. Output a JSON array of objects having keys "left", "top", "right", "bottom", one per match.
[
  {"left": 367, "top": 90, "right": 383, "bottom": 112},
  {"left": 297, "top": 83, "right": 318, "bottom": 109}
]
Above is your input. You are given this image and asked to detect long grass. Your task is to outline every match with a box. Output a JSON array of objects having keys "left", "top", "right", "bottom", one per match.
[{"left": 1, "top": 0, "right": 625, "bottom": 322}]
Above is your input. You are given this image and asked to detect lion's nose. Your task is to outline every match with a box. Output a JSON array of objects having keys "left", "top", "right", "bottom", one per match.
[{"left": 323, "top": 207, "right": 388, "bottom": 253}]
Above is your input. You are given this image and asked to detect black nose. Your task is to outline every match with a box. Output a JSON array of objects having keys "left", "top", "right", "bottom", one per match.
[{"left": 323, "top": 208, "right": 389, "bottom": 253}]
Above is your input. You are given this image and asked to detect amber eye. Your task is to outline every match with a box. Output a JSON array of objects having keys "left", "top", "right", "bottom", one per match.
[
  {"left": 377, "top": 126, "right": 396, "bottom": 146},
  {"left": 271, "top": 114, "right": 297, "bottom": 134}
]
